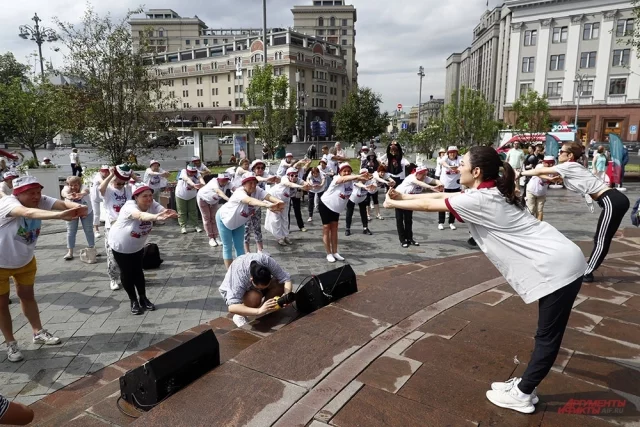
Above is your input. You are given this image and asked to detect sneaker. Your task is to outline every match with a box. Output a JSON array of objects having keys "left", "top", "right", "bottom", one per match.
[
  {"left": 277, "top": 239, "right": 287, "bottom": 246},
  {"left": 195, "top": 227, "right": 203, "bottom": 233},
  {"left": 377, "top": 214, "right": 384, "bottom": 220},
  {"left": 449, "top": 223, "right": 457, "bottom": 230},
  {"left": 438, "top": 224, "right": 444, "bottom": 230},
  {"left": 363, "top": 228, "right": 372, "bottom": 235},
  {"left": 367, "top": 215, "right": 372, "bottom": 221},
  {"left": 284, "top": 237, "right": 293, "bottom": 245},
  {"left": 410, "top": 240, "right": 420, "bottom": 246},
  {"left": 7, "top": 341, "right": 23, "bottom": 362},
  {"left": 307, "top": 217, "right": 313, "bottom": 223},
  {"left": 491, "top": 378, "right": 539, "bottom": 404},
  {"left": 300, "top": 227, "right": 307, "bottom": 232},
  {"left": 139, "top": 297, "right": 156, "bottom": 311},
  {"left": 486, "top": 386, "right": 535, "bottom": 414},
  {"left": 63, "top": 252, "right": 73, "bottom": 261},
  {"left": 110, "top": 280, "right": 120, "bottom": 290},
  {"left": 402, "top": 242, "right": 409, "bottom": 248},
  {"left": 209, "top": 238, "right": 219, "bottom": 247},
  {"left": 345, "top": 229, "right": 351, "bottom": 236},
  {"left": 233, "top": 314, "right": 249, "bottom": 327},
  {"left": 333, "top": 253, "right": 345, "bottom": 261},
  {"left": 583, "top": 272, "right": 594, "bottom": 283},
  {"left": 181, "top": 227, "right": 188, "bottom": 234},
  {"left": 130, "top": 300, "right": 142, "bottom": 315},
  {"left": 327, "top": 254, "right": 336, "bottom": 263},
  {"left": 33, "top": 329, "right": 61, "bottom": 346},
  {"left": 467, "top": 237, "right": 478, "bottom": 247},
  {"left": 95, "top": 232, "right": 102, "bottom": 239}
]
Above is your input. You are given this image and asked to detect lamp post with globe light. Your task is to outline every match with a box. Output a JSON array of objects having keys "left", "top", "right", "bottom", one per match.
[
  {"left": 417, "top": 66, "right": 425, "bottom": 133},
  {"left": 18, "top": 13, "right": 58, "bottom": 80}
]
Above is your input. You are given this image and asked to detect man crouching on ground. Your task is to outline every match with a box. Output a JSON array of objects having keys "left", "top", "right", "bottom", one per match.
[{"left": 219, "top": 253, "right": 292, "bottom": 327}]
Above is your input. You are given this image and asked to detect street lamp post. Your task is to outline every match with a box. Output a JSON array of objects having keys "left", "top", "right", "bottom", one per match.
[
  {"left": 574, "top": 73, "right": 588, "bottom": 166},
  {"left": 18, "top": 13, "right": 58, "bottom": 80},
  {"left": 417, "top": 66, "right": 425, "bottom": 133}
]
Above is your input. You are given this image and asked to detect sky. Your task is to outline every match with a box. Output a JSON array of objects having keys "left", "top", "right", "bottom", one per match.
[{"left": 1, "top": 0, "right": 504, "bottom": 112}]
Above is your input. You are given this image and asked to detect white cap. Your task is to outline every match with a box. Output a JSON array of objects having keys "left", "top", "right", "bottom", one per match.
[
  {"left": 543, "top": 155, "right": 555, "bottom": 163},
  {"left": 250, "top": 159, "right": 265, "bottom": 170},
  {"left": 415, "top": 166, "right": 428, "bottom": 174},
  {"left": 43, "top": 157, "right": 50, "bottom": 161},
  {"left": 286, "top": 167, "right": 298, "bottom": 175},
  {"left": 12, "top": 176, "right": 43, "bottom": 195},
  {"left": 359, "top": 168, "right": 368, "bottom": 174},
  {"left": 150, "top": 159, "right": 160, "bottom": 166},
  {"left": 285, "top": 152, "right": 293, "bottom": 157},
  {"left": 338, "top": 162, "right": 352, "bottom": 172},
  {"left": 447, "top": 146, "right": 458, "bottom": 153}
]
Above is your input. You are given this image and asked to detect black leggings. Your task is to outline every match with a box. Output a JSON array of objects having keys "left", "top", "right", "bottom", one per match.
[
  {"left": 112, "top": 249, "right": 146, "bottom": 302},
  {"left": 288, "top": 196, "right": 305, "bottom": 230},
  {"left": 346, "top": 200, "right": 369, "bottom": 230},
  {"left": 519, "top": 277, "right": 582, "bottom": 394},
  {"left": 395, "top": 208, "right": 413, "bottom": 243},
  {"left": 308, "top": 192, "right": 324, "bottom": 217},
  {"left": 439, "top": 188, "right": 460, "bottom": 224},
  {"left": 367, "top": 192, "right": 379, "bottom": 206},
  {"left": 585, "top": 189, "right": 630, "bottom": 275}
]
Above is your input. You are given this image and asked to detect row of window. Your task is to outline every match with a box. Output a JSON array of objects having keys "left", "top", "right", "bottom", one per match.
[
  {"left": 174, "top": 98, "right": 340, "bottom": 109},
  {"left": 317, "top": 17, "right": 349, "bottom": 27},
  {"left": 519, "top": 77, "right": 629, "bottom": 97},
  {"left": 521, "top": 49, "right": 631, "bottom": 73},
  {"left": 316, "top": 29, "right": 349, "bottom": 36},
  {"left": 522, "top": 19, "right": 634, "bottom": 46}
]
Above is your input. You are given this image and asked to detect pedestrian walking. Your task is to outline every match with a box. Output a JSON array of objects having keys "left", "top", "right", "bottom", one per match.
[
  {"left": 69, "top": 148, "right": 82, "bottom": 177},
  {"left": 197, "top": 173, "right": 231, "bottom": 247},
  {"left": 61, "top": 176, "right": 95, "bottom": 261},
  {"left": 90, "top": 166, "right": 110, "bottom": 238},
  {"left": 108, "top": 183, "right": 177, "bottom": 315},
  {"left": 176, "top": 163, "right": 205, "bottom": 234}
]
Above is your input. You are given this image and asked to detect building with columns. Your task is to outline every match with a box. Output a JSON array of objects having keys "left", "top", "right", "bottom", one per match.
[{"left": 504, "top": 0, "right": 640, "bottom": 142}]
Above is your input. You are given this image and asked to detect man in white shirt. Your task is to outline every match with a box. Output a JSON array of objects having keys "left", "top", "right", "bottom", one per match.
[
  {"left": 505, "top": 142, "right": 525, "bottom": 171},
  {"left": 69, "top": 148, "right": 81, "bottom": 177},
  {"left": 335, "top": 142, "right": 346, "bottom": 158}
]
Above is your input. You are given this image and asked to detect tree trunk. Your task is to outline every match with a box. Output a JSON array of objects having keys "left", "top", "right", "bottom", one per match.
[{"left": 30, "top": 146, "right": 39, "bottom": 164}]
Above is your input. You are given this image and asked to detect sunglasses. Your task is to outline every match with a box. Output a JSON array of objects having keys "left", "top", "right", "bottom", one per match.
[
  {"left": 559, "top": 150, "right": 571, "bottom": 154},
  {"left": 254, "top": 166, "right": 265, "bottom": 170},
  {"left": 288, "top": 173, "right": 298, "bottom": 177}
]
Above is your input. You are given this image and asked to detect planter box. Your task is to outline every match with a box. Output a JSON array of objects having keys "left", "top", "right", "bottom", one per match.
[{"left": 23, "top": 167, "right": 68, "bottom": 199}]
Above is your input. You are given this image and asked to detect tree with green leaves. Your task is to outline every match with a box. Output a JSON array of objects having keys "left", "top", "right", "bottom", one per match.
[
  {"left": 511, "top": 90, "right": 551, "bottom": 145},
  {"left": 54, "top": 6, "right": 172, "bottom": 165},
  {"left": 0, "top": 53, "right": 30, "bottom": 145},
  {"left": 244, "top": 64, "right": 296, "bottom": 157},
  {"left": 410, "top": 117, "right": 446, "bottom": 156},
  {"left": 333, "top": 86, "right": 390, "bottom": 146},
  {"left": 0, "top": 79, "right": 71, "bottom": 162},
  {"left": 441, "top": 87, "right": 500, "bottom": 147}
]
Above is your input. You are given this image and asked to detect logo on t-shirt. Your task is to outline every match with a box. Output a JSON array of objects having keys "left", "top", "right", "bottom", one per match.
[
  {"left": 240, "top": 206, "right": 256, "bottom": 218},
  {"left": 15, "top": 218, "right": 41, "bottom": 245},
  {"left": 150, "top": 175, "right": 161, "bottom": 185}
]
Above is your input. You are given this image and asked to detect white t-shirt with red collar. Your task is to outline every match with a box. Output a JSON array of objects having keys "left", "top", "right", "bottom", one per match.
[
  {"left": 108, "top": 200, "right": 164, "bottom": 254},
  {"left": 175, "top": 170, "right": 201, "bottom": 200},
  {"left": 218, "top": 187, "right": 268, "bottom": 230},
  {"left": 103, "top": 184, "right": 132, "bottom": 228},
  {"left": 268, "top": 176, "right": 301, "bottom": 204},
  {"left": 321, "top": 178, "right": 353, "bottom": 214},
  {"left": 396, "top": 174, "right": 436, "bottom": 195},
  {"left": 439, "top": 156, "right": 462, "bottom": 190},
  {"left": 198, "top": 179, "right": 231, "bottom": 205}
]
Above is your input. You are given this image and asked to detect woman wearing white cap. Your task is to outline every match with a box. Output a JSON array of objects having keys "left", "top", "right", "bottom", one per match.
[
  {"left": 0, "top": 171, "right": 19, "bottom": 198},
  {"left": 276, "top": 153, "right": 295, "bottom": 177},
  {"left": 306, "top": 166, "right": 326, "bottom": 223},
  {"left": 175, "top": 163, "right": 206, "bottom": 234},
  {"left": 109, "top": 183, "right": 177, "bottom": 315},
  {"left": 265, "top": 167, "right": 310, "bottom": 245},
  {"left": 383, "top": 146, "right": 588, "bottom": 414},
  {"left": 371, "top": 165, "right": 396, "bottom": 220},
  {"left": 434, "top": 148, "right": 446, "bottom": 180},
  {"left": 244, "top": 160, "right": 280, "bottom": 253},
  {"left": 345, "top": 169, "right": 376, "bottom": 236},
  {"left": 100, "top": 165, "right": 133, "bottom": 290},
  {"left": 216, "top": 173, "right": 285, "bottom": 269},
  {"left": 525, "top": 156, "right": 556, "bottom": 221},
  {"left": 190, "top": 156, "right": 210, "bottom": 175},
  {"left": 438, "top": 146, "right": 462, "bottom": 230},
  {"left": 61, "top": 176, "right": 95, "bottom": 260},
  {"left": 394, "top": 166, "right": 442, "bottom": 247},
  {"left": 230, "top": 158, "right": 250, "bottom": 191},
  {"left": 197, "top": 173, "right": 231, "bottom": 247},
  {"left": 90, "top": 166, "right": 110, "bottom": 238},
  {"left": 319, "top": 163, "right": 369, "bottom": 263},
  {"left": 144, "top": 160, "right": 169, "bottom": 203},
  {"left": 40, "top": 157, "right": 54, "bottom": 167}
]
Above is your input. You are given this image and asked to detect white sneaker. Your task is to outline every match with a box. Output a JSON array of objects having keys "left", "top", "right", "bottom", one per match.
[
  {"left": 486, "top": 386, "right": 535, "bottom": 414},
  {"left": 449, "top": 224, "right": 457, "bottom": 230},
  {"left": 33, "top": 329, "right": 61, "bottom": 346},
  {"left": 95, "top": 232, "right": 102, "bottom": 239},
  {"left": 195, "top": 227, "right": 203, "bottom": 233},
  {"left": 110, "top": 280, "right": 120, "bottom": 290},
  {"left": 232, "top": 314, "right": 249, "bottom": 327},
  {"left": 7, "top": 341, "right": 23, "bottom": 362},
  {"left": 209, "top": 238, "right": 219, "bottom": 247},
  {"left": 307, "top": 217, "right": 313, "bottom": 223},
  {"left": 278, "top": 239, "right": 287, "bottom": 246},
  {"left": 284, "top": 237, "right": 293, "bottom": 244},
  {"left": 327, "top": 254, "right": 336, "bottom": 263},
  {"left": 491, "top": 377, "right": 539, "bottom": 404},
  {"left": 438, "top": 224, "right": 444, "bottom": 230},
  {"left": 181, "top": 227, "right": 188, "bottom": 234},
  {"left": 333, "top": 253, "right": 345, "bottom": 261}
]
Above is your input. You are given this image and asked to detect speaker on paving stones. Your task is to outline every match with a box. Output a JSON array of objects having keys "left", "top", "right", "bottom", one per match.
[
  {"left": 119, "top": 329, "right": 220, "bottom": 410},
  {"left": 295, "top": 265, "right": 358, "bottom": 314}
]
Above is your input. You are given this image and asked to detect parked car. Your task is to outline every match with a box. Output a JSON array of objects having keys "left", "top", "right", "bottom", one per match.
[{"left": 219, "top": 136, "right": 233, "bottom": 144}]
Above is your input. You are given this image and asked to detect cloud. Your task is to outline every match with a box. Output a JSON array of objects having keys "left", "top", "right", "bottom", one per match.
[{"left": 0, "top": 0, "right": 502, "bottom": 112}]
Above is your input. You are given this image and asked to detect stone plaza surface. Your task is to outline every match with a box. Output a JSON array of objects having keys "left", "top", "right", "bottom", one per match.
[{"left": 1, "top": 184, "right": 639, "bottom": 426}]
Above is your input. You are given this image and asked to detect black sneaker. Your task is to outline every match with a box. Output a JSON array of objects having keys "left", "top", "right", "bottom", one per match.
[
  {"left": 139, "top": 297, "right": 156, "bottom": 311},
  {"left": 467, "top": 237, "right": 478, "bottom": 247},
  {"left": 401, "top": 242, "right": 409, "bottom": 248},
  {"left": 345, "top": 229, "right": 351, "bottom": 236},
  {"left": 363, "top": 228, "right": 372, "bottom": 235},
  {"left": 583, "top": 273, "right": 594, "bottom": 283},
  {"left": 409, "top": 240, "right": 420, "bottom": 246},
  {"left": 131, "top": 300, "right": 142, "bottom": 315}
]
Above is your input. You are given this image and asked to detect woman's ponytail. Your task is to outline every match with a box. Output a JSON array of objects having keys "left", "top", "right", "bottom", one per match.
[
  {"left": 497, "top": 161, "right": 524, "bottom": 209},
  {"left": 468, "top": 146, "right": 525, "bottom": 210}
]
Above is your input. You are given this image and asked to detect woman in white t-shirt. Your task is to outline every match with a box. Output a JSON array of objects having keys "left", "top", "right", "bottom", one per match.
[
  {"left": 99, "top": 165, "right": 133, "bottom": 291},
  {"left": 230, "top": 158, "right": 250, "bottom": 191},
  {"left": 190, "top": 156, "right": 211, "bottom": 175},
  {"left": 438, "top": 146, "right": 462, "bottom": 230},
  {"left": 370, "top": 165, "right": 395, "bottom": 221},
  {"left": 61, "top": 176, "right": 95, "bottom": 261},
  {"left": 265, "top": 167, "right": 309, "bottom": 245},
  {"left": 143, "top": 160, "right": 169, "bottom": 203},
  {"left": 175, "top": 163, "right": 206, "bottom": 234},
  {"left": 108, "top": 183, "right": 177, "bottom": 315},
  {"left": 215, "top": 173, "right": 284, "bottom": 269},
  {"left": 197, "top": 173, "right": 231, "bottom": 247},
  {"left": 384, "top": 145, "right": 587, "bottom": 415},
  {"left": 69, "top": 148, "right": 81, "bottom": 177},
  {"left": 319, "top": 163, "right": 369, "bottom": 263},
  {"left": 306, "top": 166, "right": 326, "bottom": 223},
  {"left": 525, "top": 156, "right": 556, "bottom": 221},
  {"left": 434, "top": 148, "right": 446, "bottom": 180},
  {"left": 520, "top": 142, "right": 630, "bottom": 283},
  {"left": 276, "top": 153, "right": 295, "bottom": 177},
  {"left": 0, "top": 171, "right": 19, "bottom": 198},
  {"left": 244, "top": 160, "right": 280, "bottom": 254},
  {"left": 344, "top": 169, "right": 376, "bottom": 237},
  {"left": 90, "top": 166, "right": 110, "bottom": 238}
]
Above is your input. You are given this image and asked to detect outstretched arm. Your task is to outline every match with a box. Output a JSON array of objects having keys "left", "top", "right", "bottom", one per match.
[
  {"left": 383, "top": 196, "right": 450, "bottom": 212},
  {"left": 520, "top": 166, "right": 557, "bottom": 177}
]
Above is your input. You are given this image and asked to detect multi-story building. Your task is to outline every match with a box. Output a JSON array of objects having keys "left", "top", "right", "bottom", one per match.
[
  {"left": 144, "top": 28, "right": 349, "bottom": 134},
  {"left": 408, "top": 96, "right": 445, "bottom": 131},
  {"left": 291, "top": 0, "right": 358, "bottom": 89},
  {"left": 504, "top": 0, "right": 640, "bottom": 142}
]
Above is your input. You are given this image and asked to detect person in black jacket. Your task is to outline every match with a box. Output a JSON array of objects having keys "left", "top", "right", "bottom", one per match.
[
  {"left": 361, "top": 152, "right": 380, "bottom": 174},
  {"left": 386, "top": 141, "right": 409, "bottom": 186}
]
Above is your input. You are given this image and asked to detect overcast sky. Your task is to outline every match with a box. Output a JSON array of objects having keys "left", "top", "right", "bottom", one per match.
[{"left": 1, "top": 0, "right": 503, "bottom": 112}]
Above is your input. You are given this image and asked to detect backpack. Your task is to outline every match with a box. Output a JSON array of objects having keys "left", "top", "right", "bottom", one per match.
[
  {"left": 631, "top": 198, "right": 640, "bottom": 227},
  {"left": 142, "top": 243, "right": 163, "bottom": 269}
]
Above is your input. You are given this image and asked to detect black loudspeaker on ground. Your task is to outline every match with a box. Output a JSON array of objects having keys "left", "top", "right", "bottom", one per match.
[
  {"left": 119, "top": 329, "right": 220, "bottom": 410},
  {"left": 295, "top": 264, "right": 358, "bottom": 314}
]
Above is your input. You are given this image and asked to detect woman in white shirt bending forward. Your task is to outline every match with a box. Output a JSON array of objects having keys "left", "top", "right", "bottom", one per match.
[
  {"left": 108, "top": 183, "right": 177, "bottom": 315},
  {"left": 384, "top": 145, "right": 587, "bottom": 415},
  {"left": 175, "top": 163, "right": 205, "bottom": 234},
  {"left": 197, "top": 173, "right": 231, "bottom": 247},
  {"left": 520, "top": 142, "right": 630, "bottom": 283},
  {"left": 319, "top": 163, "right": 369, "bottom": 263},
  {"left": 61, "top": 176, "right": 95, "bottom": 260},
  {"left": 265, "top": 167, "right": 310, "bottom": 245}
]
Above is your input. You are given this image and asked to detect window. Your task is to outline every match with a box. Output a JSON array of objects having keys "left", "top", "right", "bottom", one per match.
[
  {"left": 318, "top": 17, "right": 324, "bottom": 26},
  {"left": 521, "top": 57, "right": 535, "bottom": 73},
  {"left": 546, "top": 81, "right": 563, "bottom": 97},
  {"left": 228, "top": 87, "right": 231, "bottom": 95},
  {"left": 549, "top": 54, "right": 565, "bottom": 71},
  {"left": 183, "top": 102, "right": 190, "bottom": 108},
  {"left": 182, "top": 90, "right": 189, "bottom": 97},
  {"left": 552, "top": 26, "right": 568, "bottom": 43},
  {"left": 519, "top": 83, "right": 532, "bottom": 96},
  {"left": 213, "top": 38, "right": 218, "bottom": 44},
  {"left": 195, "top": 39, "right": 200, "bottom": 45},
  {"left": 583, "top": 22, "right": 599, "bottom": 40},
  {"left": 613, "top": 49, "right": 631, "bottom": 67},
  {"left": 203, "top": 39, "right": 209, "bottom": 46},
  {"left": 234, "top": 85, "right": 243, "bottom": 93},
  {"left": 197, "top": 102, "right": 204, "bottom": 108},
  {"left": 609, "top": 78, "right": 627, "bottom": 95},
  {"left": 168, "top": 67, "right": 174, "bottom": 73},
  {"left": 228, "top": 101, "right": 232, "bottom": 107},
  {"left": 212, "top": 62, "right": 218, "bottom": 70},
  {"left": 212, "top": 88, "right": 218, "bottom": 95},
  {"left": 167, "top": 80, "right": 174, "bottom": 87},
  {"left": 169, "top": 91, "right": 175, "bottom": 97},
  {"left": 212, "top": 75, "right": 218, "bottom": 83},
  {"left": 524, "top": 30, "right": 537, "bottom": 46},
  {"left": 342, "top": 29, "right": 347, "bottom": 36},
  {"left": 214, "top": 101, "right": 219, "bottom": 107},
  {"left": 317, "top": 29, "right": 325, "bottom": 36},
  {"left": 341, "top": 39, "right": 347, "bottom": 45},
  {"left": 228, "top": 75, "right": 230, "bottom": 82},
  {"left": 330, "top": 17, "right": 336, "bottom": 26},
  {"left": 186, "top": 39, "right": 191, "bottom": 45},
  {"left": 181, "top": 65, "right": 188, "bottom": 73},
  {"left": 197, "top": 89, "right": 203, "bottom": 96},
  {"left": 580, "top": 80, "right": 594, "bottom": 96},
  {"left": 196, "top": 77, "right": 202, "bottom": 84},
  {"left": 196, "top": 64, "right": 202, "bottom": 71},
  {"left": 182, "top": 78, "right": 188, "bottom": 85},
  {"left": 158, "top": 29, "right": 164, "bottom": 37},
  {"left": 342, "top": 19, "right": 348, "bottom": 26},
  {"left": 297, "top": 52, "right": 305, "bottom": 61},
  {"left": 616, "top": 19, "right": 634, "bottom": 37},
  {"left": 580, "top": 51, "right": 597, "bottom": 68}
]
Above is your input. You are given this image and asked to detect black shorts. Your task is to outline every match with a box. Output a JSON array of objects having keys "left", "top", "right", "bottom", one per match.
[{"left": 318, "top": 200, "right": 340, "bottom": 224}]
